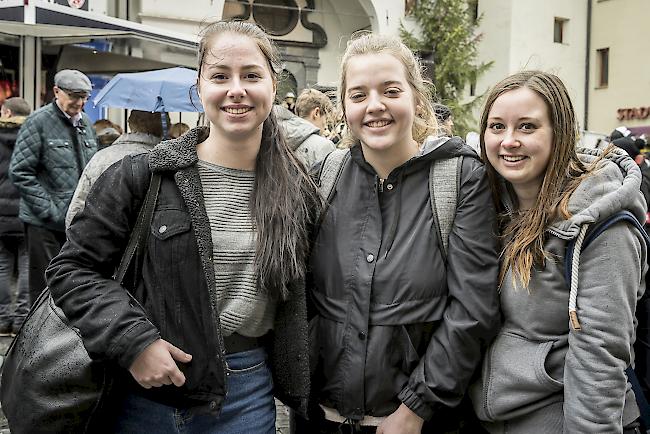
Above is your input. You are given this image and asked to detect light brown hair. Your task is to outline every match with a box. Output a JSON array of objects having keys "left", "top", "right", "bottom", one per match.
[
  {"left": 338, "top": 32, "right": 439, "bottom": 147},
  {"left": 479, "top": 71, "right": 588, "bottom": 288},
  {"left": 295, "top": 88, "right": 333, "bottom": 119},
  {"left": 128, "top": 110, "right": 168, "bottom": 137},
  {"left": 169, "top": 122, "right": 190, "bottom": 139},
  {"left": 2, "top": 97, "right": 31, "bottom": 117}
]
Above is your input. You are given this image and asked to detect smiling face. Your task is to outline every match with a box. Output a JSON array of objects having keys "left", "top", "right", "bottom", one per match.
[
  {"left": 198, "top": 33, "right": 276, "bottom": 146},
  {"left": 484, "top": 86, "right": 553, "bottom": 206},
  {"left": 343, "top": 53, "right": 417, "bottom": 155}
]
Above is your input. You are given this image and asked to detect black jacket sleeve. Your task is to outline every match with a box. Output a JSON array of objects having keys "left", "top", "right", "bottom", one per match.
[
  {"left": 46, "top": 154, "right": 160, "bottom": 369},
  {"left": 398, "top": 157, "right": 501, "bottom": 419}
]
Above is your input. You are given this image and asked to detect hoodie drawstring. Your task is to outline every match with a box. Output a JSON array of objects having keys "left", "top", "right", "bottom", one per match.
[{"left": 569, "top": 224, "right": 589, "bottom": 331}]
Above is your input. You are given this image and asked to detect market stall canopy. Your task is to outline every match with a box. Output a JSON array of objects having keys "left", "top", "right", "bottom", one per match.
[{"left": 93, "top": 67, "right": 203, "bottom": 113}]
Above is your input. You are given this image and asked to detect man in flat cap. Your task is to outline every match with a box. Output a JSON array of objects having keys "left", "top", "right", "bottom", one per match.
[{"left": 9, "top": 69, "right": 97, "bottom": 305}]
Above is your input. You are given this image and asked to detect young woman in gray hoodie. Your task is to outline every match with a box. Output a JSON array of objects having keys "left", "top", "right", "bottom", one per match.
[{"left": 469, "top": 70, "right": 647, "bottom": 433}]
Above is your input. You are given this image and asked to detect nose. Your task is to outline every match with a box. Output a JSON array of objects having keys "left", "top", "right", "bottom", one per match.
[
  {"left": 366, "top": 91, "right": 386, "bottom": 113},
  {"left": 501, "top": 129, "right": 519, "bottom": 148},
  {"left": 227, "top": 77, "right": 246, "bottom": 98}
]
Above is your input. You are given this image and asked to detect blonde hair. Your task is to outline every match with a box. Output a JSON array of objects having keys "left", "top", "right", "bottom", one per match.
[
  {"left": 479, "top": 71, "right": 588, "bottom": 289},
  {"left": 295, "top": 88, "right": 333, "bottom": 119},
  {"left": 337, "top": 32, "right": 439, "bottom": 147}
]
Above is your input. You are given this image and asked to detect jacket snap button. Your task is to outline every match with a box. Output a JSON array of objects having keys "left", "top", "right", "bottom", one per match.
[
  {"left": 159, "top": 225, "right": 167, "bottom": 234},
  {"left": 358, "top": 331, "right": 366, "bottom": 340},
  {"left": 366, "top": 254, "right": 374, "bottom": 263},
  {"left": 386, "top": 183, "right": 393, "bottom": 190},
  {"left": 209, "top": 401, "right": 217, "bottom": 410}
]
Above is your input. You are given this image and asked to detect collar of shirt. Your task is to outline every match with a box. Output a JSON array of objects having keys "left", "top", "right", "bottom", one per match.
[{"left": 55, "top": 100, "right": 83, "bottom": 127}]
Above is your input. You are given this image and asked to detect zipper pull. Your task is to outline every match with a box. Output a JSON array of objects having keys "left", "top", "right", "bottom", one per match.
[{"left": 378, "top": 177, "right": 384, "bottom": 193}]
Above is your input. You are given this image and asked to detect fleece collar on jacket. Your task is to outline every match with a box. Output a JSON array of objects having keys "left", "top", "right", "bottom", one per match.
[
  {"left": 0, "top": 116, "right": 27, "bottom": 129},
  {"left": 148, "top": 126, "right": 208, "bottom": 172},
  {"left": 547, "top": 147, "right": 646, "bottom": 240}
]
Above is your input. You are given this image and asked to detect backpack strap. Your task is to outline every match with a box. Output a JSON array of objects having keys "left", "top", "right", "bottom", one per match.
[
  {"left": 564, "top": 210, "right": 650, "bottom": 430},
  {"left": 429, "top": 156, "right": 462, "bottom": 262},
  {"left": 565, "top": 211, "right": 649, "bottom": 287},
  {"left": 317, "top": 148, "right": 351, "bottom": 205}
]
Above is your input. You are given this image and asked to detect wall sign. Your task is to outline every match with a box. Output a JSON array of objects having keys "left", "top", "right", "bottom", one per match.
[{"left": 618, "top": 107, "right": 650, "bottom": 121}]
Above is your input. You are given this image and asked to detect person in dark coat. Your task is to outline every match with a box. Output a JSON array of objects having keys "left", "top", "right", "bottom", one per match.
[
  {"left": 9, "top": 69, "right": 97, "bottom": 304},
  {"left": 302, "top": 33, "right": 500, "bottom": 434},
  {"left": 46, "top": 21, "right": 318, "bottom": 433},
  {"left": 0, "top": 97, "right": 31, "bottom": 335}
]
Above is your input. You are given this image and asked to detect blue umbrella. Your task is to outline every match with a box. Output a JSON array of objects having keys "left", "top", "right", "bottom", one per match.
[{"left": 92, "top": 67, "right": 203, "bottom": 112}]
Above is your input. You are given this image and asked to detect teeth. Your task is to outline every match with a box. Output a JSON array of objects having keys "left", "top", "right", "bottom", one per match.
[
  {"left": 367, "top": 120, "right": 390, "bottom": 127},
  {"left": 502, "top": 155, "right": 526, "bottom": 162},
  {"left": 224, "top": 107, "right": 251, "bottom": 114}
]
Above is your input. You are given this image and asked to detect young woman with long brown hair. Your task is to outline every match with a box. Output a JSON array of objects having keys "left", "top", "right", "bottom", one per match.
[
  {"left": 469, "top": 70, "right": 647, "bottom": 433},
  {"left": 46, "top": 20, "right": 318, "bottom": 433}
]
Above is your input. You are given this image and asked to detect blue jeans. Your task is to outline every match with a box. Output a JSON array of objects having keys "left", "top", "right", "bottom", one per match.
[
  {"left": 0, "top": 236, "right": 29, "bottom": 329},
  {"left": 113, "top": 347, "right": 275, "bottom": 433}
]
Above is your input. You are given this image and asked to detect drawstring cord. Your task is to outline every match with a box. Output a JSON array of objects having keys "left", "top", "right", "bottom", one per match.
[{"left": 569, "top": 224, "right": 589, "bottom": 331}]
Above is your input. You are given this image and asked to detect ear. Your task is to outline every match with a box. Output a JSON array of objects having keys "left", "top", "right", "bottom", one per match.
[{"left": 312, "top": 107, "right": 321, "bottom": 118}]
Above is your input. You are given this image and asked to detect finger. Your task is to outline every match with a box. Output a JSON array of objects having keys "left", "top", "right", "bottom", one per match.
[
  {"left": 166, "top": 342, "right": 192, "bottom": 363},
  {"left": 169, "top": 368, "right": 187, "bottom": 387}
]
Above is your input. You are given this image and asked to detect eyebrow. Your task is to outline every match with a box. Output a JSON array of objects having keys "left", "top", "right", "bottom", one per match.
[
  {"left": 206, "top": 63, "right": 266, "bottom": 71},
  {"left": 347, "top": 80, "right": 405, "bottom": 93}
]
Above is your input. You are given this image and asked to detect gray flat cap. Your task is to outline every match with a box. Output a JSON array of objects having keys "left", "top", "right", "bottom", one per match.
[{"left": 54, "top": 69, "right": 92, "bottom": 93}]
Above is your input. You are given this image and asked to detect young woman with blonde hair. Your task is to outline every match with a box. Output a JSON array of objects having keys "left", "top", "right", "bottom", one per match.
[
  {"left": 469, "top": 70, "right": 647, "bottom": 433},
  {"left": 303, "top": 33, "right": 501, "bottom": 434}
]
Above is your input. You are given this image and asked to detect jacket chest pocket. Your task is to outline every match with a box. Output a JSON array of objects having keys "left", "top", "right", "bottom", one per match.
[
  {"left": 150, "top": 209, "right": 194, "bottom": 270},
  {"left": 45, "top": 139, "right": 75, "bottom": 169}
]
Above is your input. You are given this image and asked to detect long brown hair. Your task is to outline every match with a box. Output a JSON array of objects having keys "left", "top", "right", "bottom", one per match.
[
  {"left": 197, "top": 20, "right": 319, "bottom": 298},
  {"left": 479, "top": 71, "right": 587, "bottom": 289},
  {"left": 337, "top": 32, "right": 440, "bottom": 147}
]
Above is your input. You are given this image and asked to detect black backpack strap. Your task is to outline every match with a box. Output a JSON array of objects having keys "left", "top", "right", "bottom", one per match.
[{"left": 564, "top": 210, "right": 650, "bottom": 429}]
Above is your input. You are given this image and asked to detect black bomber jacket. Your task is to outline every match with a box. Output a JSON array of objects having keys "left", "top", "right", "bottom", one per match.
[{"left": 309, "top": 137, "right": 501, "bottom": 421}]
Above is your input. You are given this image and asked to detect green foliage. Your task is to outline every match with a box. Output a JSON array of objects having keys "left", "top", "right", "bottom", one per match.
[{"left": 400, "top": 0, "right": 492, "bottom": 138}]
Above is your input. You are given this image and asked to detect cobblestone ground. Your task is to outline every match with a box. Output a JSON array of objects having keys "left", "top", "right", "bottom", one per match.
[
  {"left": 0, "top": 335, "right": 11, "bottom": 433},
  {"left": 0, "top": 336, "right": 289, "bottom": 434}
]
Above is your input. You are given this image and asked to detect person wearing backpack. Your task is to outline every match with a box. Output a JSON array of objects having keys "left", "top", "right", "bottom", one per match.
[
  {"left": 468, "top": 71, "right": 647, "bottom": 433},
  {"left": 300, "top": 33, "right": 501, "bottom": 434}
]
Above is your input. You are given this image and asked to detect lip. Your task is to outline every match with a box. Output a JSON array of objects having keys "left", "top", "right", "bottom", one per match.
[
  {"left": 500, "top": 154, "right": 529, "bottom": 166},
  {"left": 363, "top": 119, "right": 393, "bottom": 129},
  {"left": 222, "top": 104, "right": 253, "bottom": 116}
]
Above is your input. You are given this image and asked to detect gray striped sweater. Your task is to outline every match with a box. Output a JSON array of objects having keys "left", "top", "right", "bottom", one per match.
[{"left": 197, "top": 160, "right": 276, "bottom": 337}]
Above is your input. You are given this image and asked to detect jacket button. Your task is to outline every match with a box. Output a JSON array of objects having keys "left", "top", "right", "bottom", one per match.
[
  {"left": 366, "top": 254, "right": 374, "bottom": 263},
  {"left": 159, "top": 225, "right": 167, "bottom": 234},
  {"left": 358, "top": 331, "right": 366, "bottom": 340},
  {"left": 386, "top": 183, "right": 394, "bottom": 190},
  {"left": 209, "top": 401, "right": 217, "bottom": 410}
]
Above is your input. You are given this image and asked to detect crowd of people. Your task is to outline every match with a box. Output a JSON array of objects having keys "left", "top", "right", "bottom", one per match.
[{"left": 0, "top": 18, "right": 649, "bottom": 434}]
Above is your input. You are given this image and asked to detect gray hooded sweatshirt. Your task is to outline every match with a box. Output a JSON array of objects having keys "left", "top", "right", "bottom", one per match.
[
  {"left": 273, "top": 105, "right": 335, "bottom": 170},
  {"left": 470, "top": 148, "right": 648, "bottom": 433},
  {"left": 65, "top": 132, "right": 160, "bottom": 228}
]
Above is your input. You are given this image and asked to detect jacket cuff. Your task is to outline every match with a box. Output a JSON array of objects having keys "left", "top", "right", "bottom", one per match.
[
  {"left": 109, "top": 321, "right": 161, "bottom": 369},
  {"left": 398, "top": 386, "right": 435, "bottom": 421}
]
